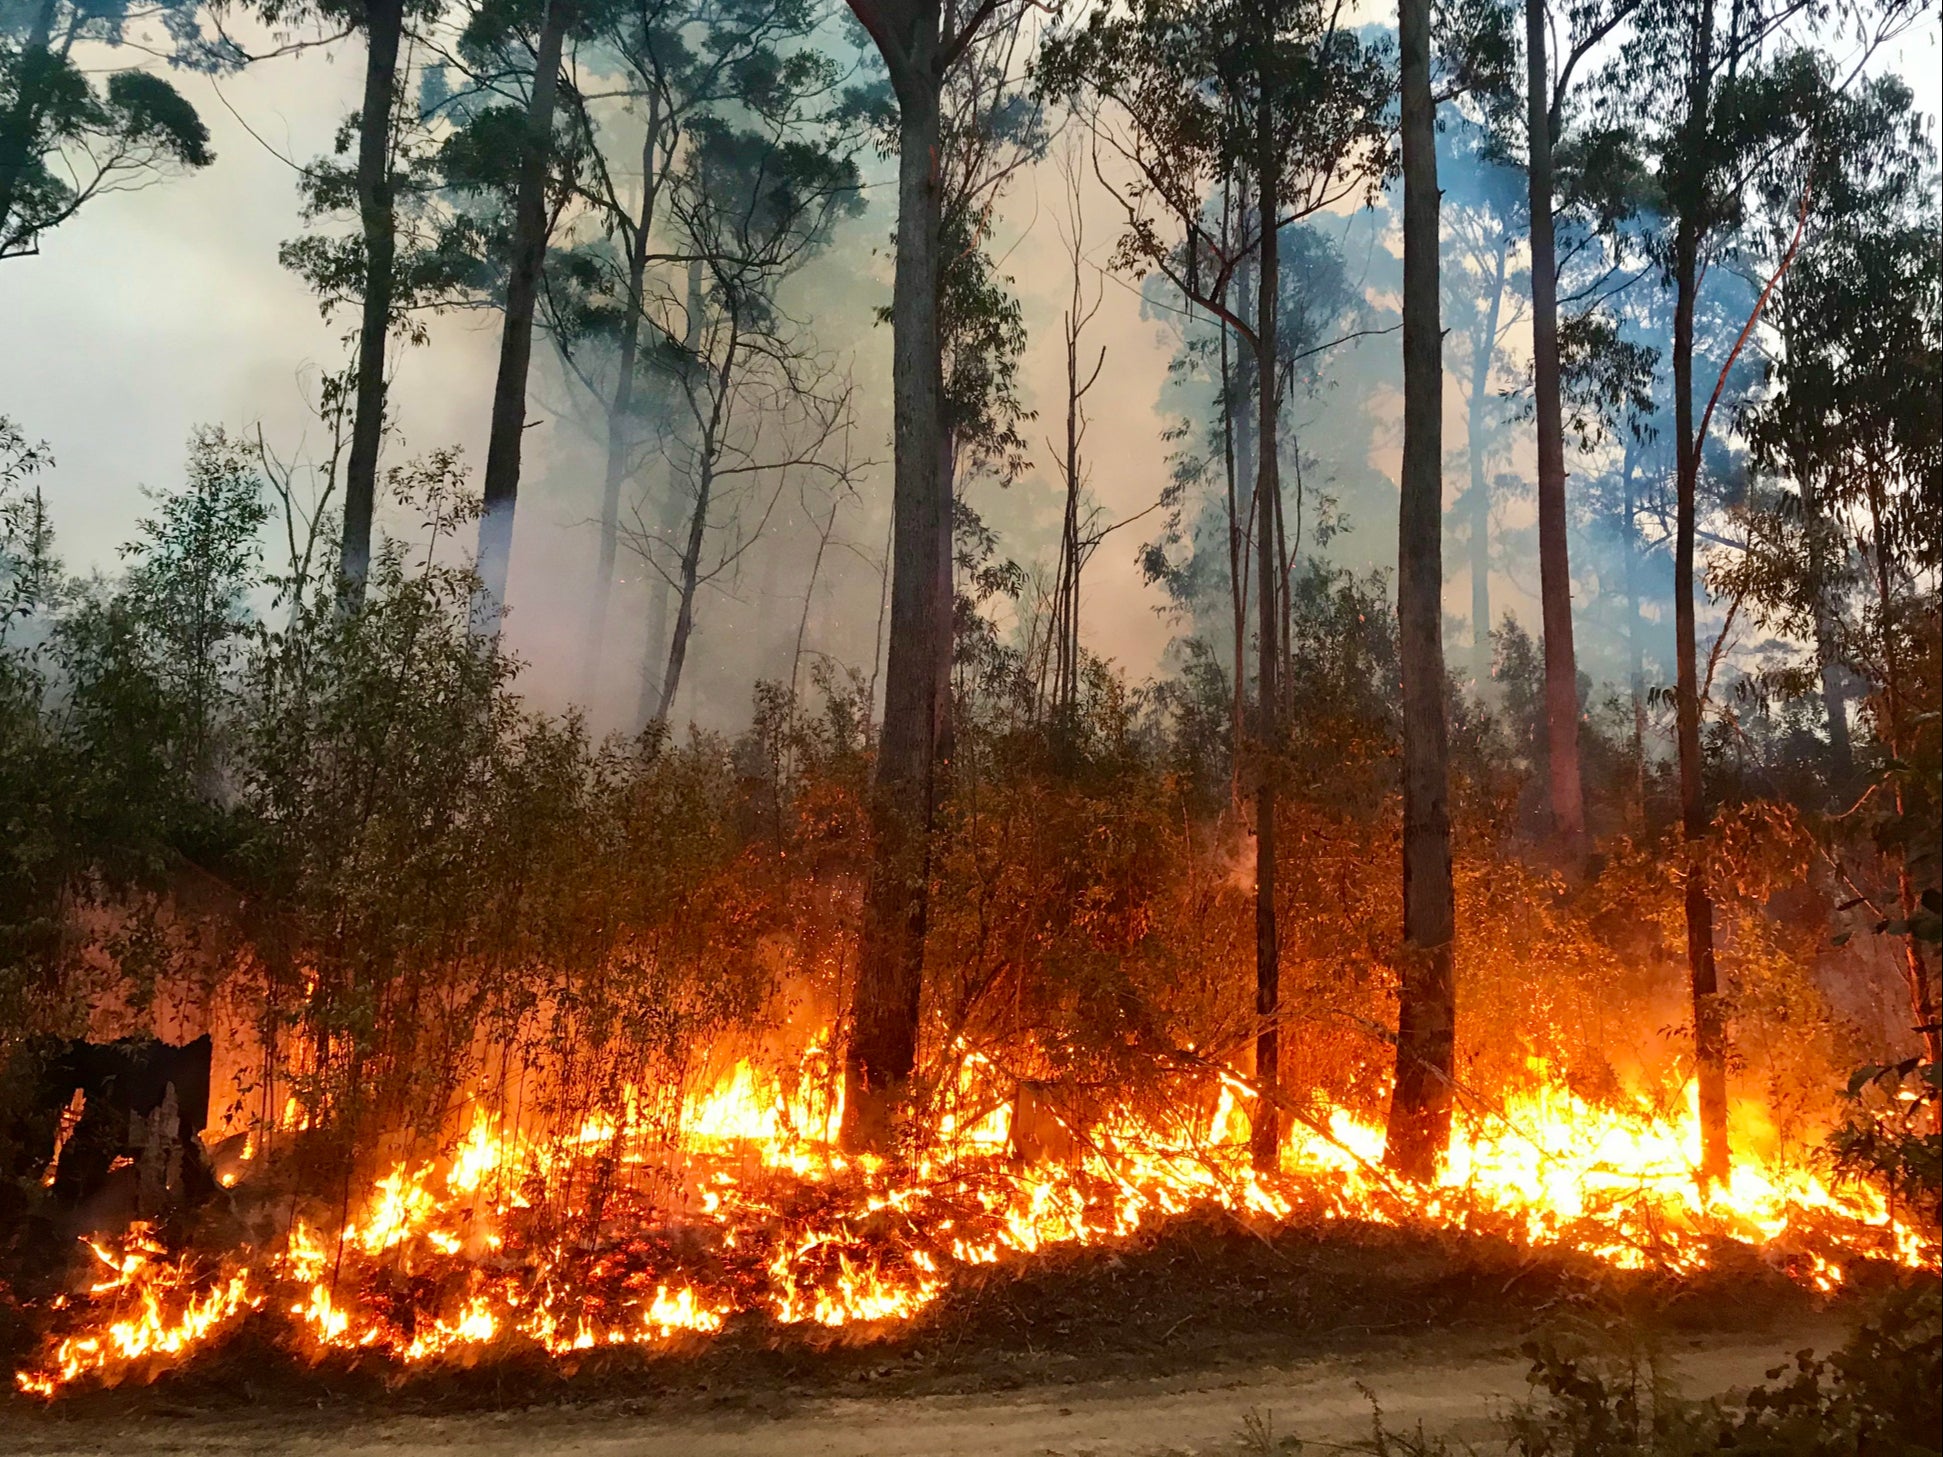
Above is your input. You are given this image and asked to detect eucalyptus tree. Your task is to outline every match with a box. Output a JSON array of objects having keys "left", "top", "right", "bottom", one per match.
[
  {"left": 1385, "top": 0, "right": 1454, "bottom": 1179},
  {"left": 835, "top": 0, "right": 1033, "bottom": 1155},
  {"left": 275, "top": 0, "right": 484, "bottom": 607},
  {"left": 468, "top": 0, "right": 578, "bottom": 629},
  {"left": 929, "top": 11, "right": 1041, "bottom": 758},
  {"left": 1609, "top": 0, "right": 1921, "bottom": 1181},
  {"left": 621, "top": 113, "right": 863, "bottom": 722},
  {"left": 1519, "top": 0, "right": 1650, "bottom": 852},
  {"left": 1732, "top": 76, "right": 1940, "bottom": 1084},
  {"left": 1, "top": 0, "right": 214, "bottom": 261},
  {"left": 1439, "top": 126, "right": 1526, "bottom": 688},
  {"left": 1039, "top": 0, "right": 1392, "bottom": 1168},
  {"left": 545, "top": 0, "right": 848, "bottom": 691}
]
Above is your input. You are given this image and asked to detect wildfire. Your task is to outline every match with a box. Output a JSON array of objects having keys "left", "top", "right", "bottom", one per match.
[{"left": 13, "top": 1049, "right": 1935, "bottom": 1396}]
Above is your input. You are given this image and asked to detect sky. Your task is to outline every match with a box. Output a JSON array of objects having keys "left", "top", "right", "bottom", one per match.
[{"left": 1, "top": 8, "right": 1937, "bottom": 731}]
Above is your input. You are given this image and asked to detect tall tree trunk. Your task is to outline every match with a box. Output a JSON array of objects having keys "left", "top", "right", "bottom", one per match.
[
  {"left": 1250, "top": 113, "right": 1283, "bottom": 1173},
  {"left": 1385, "top": 0, "right": 1457, "bottom": 1181},
  {"left": 1620, "top": 440, "right": 1646, "bottom": 823},
  {"left": 582, "top": 99, "right": 663, "bottom": 702},
  {"left": 1466, "top": 239, "right": 1508, "bottom": 687},
  {"left": 656, "top": 462, "right": 711, "bottom": 724},
  {"left": 1526, "top": 0, "right": 1587, "bottom": 853},
  {"left": 339, "top": 0, "right": 404, "bottom": 608},
  {"left": 1220, "top": 291, "right": 1246, "bottom": 804},
  {"left": 473, "top": 0, "right": 571, "bottom": 631},
  {"left": 1670, "top": 0, "right": 1730, "bottom": 1187},
  {"left": 1804, "top": 468, "right": 1852, "bottom": 788},
  {"left": 841, "top": 39, "right": 945, "bottom": 1154},
  {"left": 934, "top": 427, "right": 956, "bottom": 764},
  {"left": 1862, "top": 468, "right": 1942, "bottom": 1109},
  {"left": 636, "top": 533, "right": 673, "bottom": 729},
  {"left": 638, "top": 259, "right": 708, "bottom": 730},
  {"left": 655, "top": 324, "right": 736, "bottom": 723}
]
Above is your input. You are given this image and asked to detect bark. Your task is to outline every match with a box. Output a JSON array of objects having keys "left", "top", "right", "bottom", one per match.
[
  {"left": 841, "top": 32, "right": 945, "bottom": 1154},
  {"left": 582, "top": 99, "right": 664, "bottom": 701},
  {"left": 636, "top": 538, "right": 673, "bottom": 730},
  {"left": 934, "top": 427, "right": 956, "bottom": 765},
  {"left": 1670, "top": 0, "right": 1730, "bottom": 1184},
  {"left": 1805, "top": 469, "right": 1852, "bottom": 787},
  {"left": 1250, "top": 103, "right": 1283, "bottom": 1173},
  {"left": 1620, "top": 440, "right": 1646, "bottom": 822},
  {"left": 1466, "top": 239, "right": 1508, "bottom": 687},
  {"left": 473, "top": 0, "right": 571, "bottom": 631},
  {"left": 655, "top": 338, "right": 736, "bottom": 724},
  {"left": 1526, "top": 0, "right": 1587, "bottom": 853},
  {"left": 1220, "top": 194, "right": 1245, "bottom": 804},
  {"left": 1862, "top": 470, "right": 1943, "bottom": 1103},
  {"left": 1385, "top": 0, "right": 1457, "bottom": 1181},
  {"left": 339, "top": 0, "right": 404, "bottom": 609},
  {"left": 1778, "top": 296, "right": 1851, "bottom": 786}
]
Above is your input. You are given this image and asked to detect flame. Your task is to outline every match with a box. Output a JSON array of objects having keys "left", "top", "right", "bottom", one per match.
[{"left": 15, "top": 1047, "right": 1935, "bottom": 1396}]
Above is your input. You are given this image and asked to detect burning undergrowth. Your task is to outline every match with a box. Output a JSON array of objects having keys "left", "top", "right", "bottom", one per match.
[{"left": 9, "top": 1041, "right": 1935, "bottom": 1399}]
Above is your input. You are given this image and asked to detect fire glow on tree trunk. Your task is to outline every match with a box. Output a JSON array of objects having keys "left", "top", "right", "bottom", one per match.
[
  {"left": 1250, "top": 85, "right": 1282, "bottom": 1171},
  {"left": 1385, "top": 0, "right": 1457, "bottom": 1181},
  {"left": 842, "top": 1, "right": 947, "bottom": 1152}
]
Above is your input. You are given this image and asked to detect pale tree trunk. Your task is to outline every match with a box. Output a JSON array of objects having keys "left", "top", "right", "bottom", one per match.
[
  {"left": 841, "top": 29, "right": 945, "bottom": 1153},
  {"left": 1385, "top": 0, "right": 1457, "bottom": 1181},
  {"left": 637, "top": 259, "right": 707, "bottom": 730},
  {"left": 1220, "top": 294, "right": 1246, "bottom": 803},
  {"left": 1670, "top": 0, "right": 1730, "bottom": 1187},
  {"left": 1250, "top": 110, "right": 1283, "bottom": 1173},
  {"left": 339, "top": 0, "right": 404, "bottom": 607},
  {"left": 1804, "top": 464, "right": 1852, "bottom": 787},
  {"left": 655, "top": 343, "right": 734, "bottom": 724},
  {"left": 1620, "top": 441, "right": 1646, "bottom": 822},
  {"left": 934, "top": 427, "right": 956, "bottom": 764},
  {"left": 1466, "top": 239, "right": 1507, "bottom": 687},
  {"left": 582, "top": 99, "right": 664, "bottom": 703},
  {"left": 1862, "top": 467, "right": 1942, "bottom": 1113},
  {"left": 1526, "top": 0, "right": 1588, "bottom": 853},
  {"left": 474, "top": 0, "right": 571, "bottom": 631},
  {"left": 1774, "top": 291, "right": 1850, "bottom": 783}
]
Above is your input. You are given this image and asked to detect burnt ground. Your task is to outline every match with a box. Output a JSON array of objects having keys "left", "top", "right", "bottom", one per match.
[{"left": 0, "top": 1214, "right": 1891, "bottom": 1456}]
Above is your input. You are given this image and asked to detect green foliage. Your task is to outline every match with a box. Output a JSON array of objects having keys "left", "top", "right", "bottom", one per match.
[{"left": 1, "top": 0, "right": 214, "bottom": 260}]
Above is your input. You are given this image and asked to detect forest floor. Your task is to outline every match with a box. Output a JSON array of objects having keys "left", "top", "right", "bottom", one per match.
[{"left": 0, "top": 1215, "right": 1867, "bottom": 1457}]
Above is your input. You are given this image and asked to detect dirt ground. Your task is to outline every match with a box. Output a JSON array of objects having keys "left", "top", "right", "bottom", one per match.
[
  {"left": 0, "top": 1219, "right": 1866, "bottom": 1457},
  {"left": 0, "top": 1318, "right": 1850, "bottom": 1457}
]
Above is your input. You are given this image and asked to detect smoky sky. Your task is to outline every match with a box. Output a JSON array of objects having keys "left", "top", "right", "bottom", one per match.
[{"left": 2, "top": 11, "right": 1936, "bottom": 733}]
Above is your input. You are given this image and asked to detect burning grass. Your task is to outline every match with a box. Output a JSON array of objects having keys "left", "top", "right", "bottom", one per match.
[{"left": 11, "top": 1048, "right": 1934, "bottom": 1400}]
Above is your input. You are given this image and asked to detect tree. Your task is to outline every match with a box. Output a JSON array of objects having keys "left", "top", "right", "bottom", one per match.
[
  {"left": 471, "top": 0, "right": 577, "bottom": 630},
  {"left": 1383, "top": 0, "right": 1456, "bottom": 1181},
  {"left": 1, "top": 0, "right": 214, "bottom": 261},
  {"left": 1733, "top": 77, "right": 1941, "bottom": 1096},
  {"left": 837, "top": 0, "right": 1021, "bottom": 1153},
  {"left": 1440, "top": 125, "right": 1525, "bottom": 689},
  {"left": 549, "top": 0, "right": 844, "bottom": 695},
  {"left": 1039, "top": 0, "right": 1392, "bottom": 1167},
  {"left": 1613, "top": 3, "right": 1916, "bottom": 1179},
  {"left": 623, "top": 115, "right": 863, "bottom": 722}
]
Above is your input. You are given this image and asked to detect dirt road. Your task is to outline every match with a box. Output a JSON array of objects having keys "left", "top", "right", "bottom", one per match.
[{"left": 0, "top": 1316, "right": 1842, "bottom": 1457}]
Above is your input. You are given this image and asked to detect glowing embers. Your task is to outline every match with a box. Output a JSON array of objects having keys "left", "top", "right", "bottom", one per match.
[{"left": 14, "top": 1051, "right": 1938, "bottom": 1397}]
